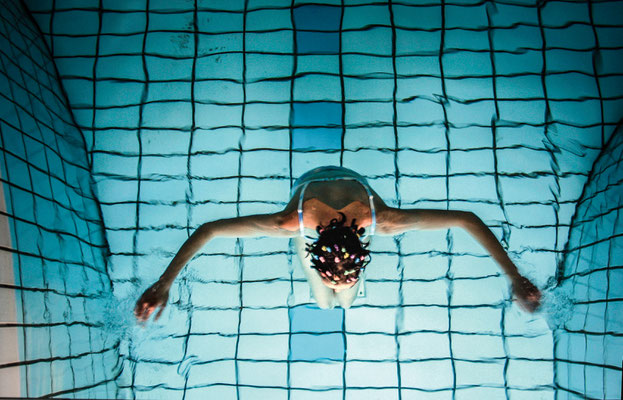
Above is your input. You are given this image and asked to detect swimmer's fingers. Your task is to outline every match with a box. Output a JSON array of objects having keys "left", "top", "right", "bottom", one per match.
[
  {"left": 134, "top": 288, "right": 154, "bottom": 317},
  {"left": 133, "top": 300, "right": 147, "bottom": 319},
  {"left": 138, "top": 306, "right": 153, "bottom": 327},
  {"left": 154, "top": 304, "right": 166, "bottom": 321},
  {"left": 526, "top": 287, "right": 542, "bottom": 303},
  {"left": 512, "top": 276, "right": 542, "bottom": 313},
  {"left": 135, "top": 302, "right": 155, "bottom": 322},
  {"left": 528, "top": 283, "right": 541, "bottom": 300},
  {"left": 134, "top": 281, "right": 170, "bottom": 323},
  {"left": 523, "top": 282, "right": 542, "bottom": 306},
  {"left": 516, "top": 292, "right": 541, "bottom": 313},
  {"left": 516, "top": 297, "right": 540, "bottom": 313}
]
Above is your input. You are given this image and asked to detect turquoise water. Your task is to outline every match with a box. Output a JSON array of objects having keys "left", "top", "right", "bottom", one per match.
[{"left": 0, "top": 0, "right": 621, "bottom": 398}]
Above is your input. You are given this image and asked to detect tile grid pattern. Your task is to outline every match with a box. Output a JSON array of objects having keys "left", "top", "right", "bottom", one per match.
[
  {"left": 0, "top": 0, "right": 116, "bottom": 397},
  {"left": 8, "top": 0, "right": 623, "bottom": 398},
  {"left": 556, "top": 125, "right": 623, "bottom": 400}
]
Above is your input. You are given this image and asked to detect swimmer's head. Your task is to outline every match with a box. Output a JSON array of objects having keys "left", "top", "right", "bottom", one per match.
[{"left": 305, "top": 212, "right": 371, "bottom": 287}]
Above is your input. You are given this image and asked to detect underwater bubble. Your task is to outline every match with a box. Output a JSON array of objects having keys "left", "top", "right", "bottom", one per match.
[
  {"left": 539, "top": 279, "right": 574, "bottom": 330},
  {"left": 101, "top": 288, "right": 142, "bottom": 343}
]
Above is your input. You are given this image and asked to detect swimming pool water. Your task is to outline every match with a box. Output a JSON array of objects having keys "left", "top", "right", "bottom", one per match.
[{"left": 0, "top": 0, "right": 621, "bottom": 398}]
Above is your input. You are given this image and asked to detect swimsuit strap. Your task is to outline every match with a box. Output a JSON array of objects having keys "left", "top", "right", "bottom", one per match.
[
  {"left": 297, "top": 181, "right": 312, "bottom": 239},
  {"left": 364, "top": 183, "right": 376, "bottom": 237},
  {"left": 297, "top": 178, "right": 376, "bottom": 240}
]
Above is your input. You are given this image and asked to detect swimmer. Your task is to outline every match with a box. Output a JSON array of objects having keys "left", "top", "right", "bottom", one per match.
[{"left": 135, "top": 166, "right": 541, "bottom": 321}]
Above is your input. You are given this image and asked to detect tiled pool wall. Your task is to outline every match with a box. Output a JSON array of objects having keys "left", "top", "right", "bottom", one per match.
[
  {"left": 0, "top": 0, "right": 621, "bottom": 398},
  {"left": 0, "top": 0, "right": 116, "bottom": 397},
  {"left": 555, "top": 126, "right": 623, "bottom": 400}
]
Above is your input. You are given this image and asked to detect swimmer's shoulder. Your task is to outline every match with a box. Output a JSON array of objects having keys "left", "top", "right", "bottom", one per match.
[{"left": 278, "top": 209, "right": 299, "bottom": 233}]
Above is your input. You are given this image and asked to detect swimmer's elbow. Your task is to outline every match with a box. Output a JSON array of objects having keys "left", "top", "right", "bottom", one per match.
[
  {"left": 195, "top": 222, "right": 214, "bottom": 242},
  {"left": 276, "top": 210, "right": 299, "bottom": 234},
  {"left": 457, "top": 211, "right": 484, "bottom": 231},
  {"left": 206, "top": 212, "right": 298, "bottom": 239}
]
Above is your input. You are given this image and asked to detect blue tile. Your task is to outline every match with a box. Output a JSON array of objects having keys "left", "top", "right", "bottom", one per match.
[
  {"left": 292, "top": 102, "right": 341, "bottom": 127},
  {"left": 294, "top": 5, "right": 341, "bottom": 54},
  {"left": 296, "top": 31, "right": 340, "bottom": 54},
  {"left": 290, "top": 333, "right": 344, "bottom": 361},
  {"left": 292, "top": 102, "right": 342, "bottom": 150},
  {"left": 289, "top": 305, "right": 344, "bottom": 361},
  {"left": 294, "top": 5, "right": 341, "bottom": 31},
  {"left": 292, "top": 127, "right": 342, "bottom": 150},
  {"left": 290, "top": 305, "right": 343, "bottom": 333}
]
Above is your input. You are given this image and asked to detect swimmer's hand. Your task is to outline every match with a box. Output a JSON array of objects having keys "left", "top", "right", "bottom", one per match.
[
  {"left": 511, "top": 275, "right": 541, "bottom": 313},
  {"left": 134, "top": 280, "right": 170, "bottom": 324}
]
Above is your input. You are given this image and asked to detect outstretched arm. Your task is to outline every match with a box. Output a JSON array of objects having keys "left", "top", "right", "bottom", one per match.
[
  {"left": 377, "top": 208, "right": 541, "bottom": 312},
  {"left": 135, "top": 212, "right": 297, "bottom": 322},
  {"left": 159, "top": 212, "right": 296, "bottom": 285}
]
